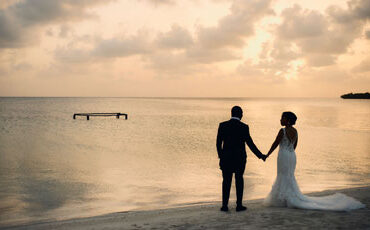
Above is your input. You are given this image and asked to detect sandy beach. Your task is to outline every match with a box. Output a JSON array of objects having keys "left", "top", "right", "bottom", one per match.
[{"left": 3, "top": 186, "right": 369, "bottom": 230}]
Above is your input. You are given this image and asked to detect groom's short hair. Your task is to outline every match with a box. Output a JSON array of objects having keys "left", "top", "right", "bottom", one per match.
[{"left": 231, "top": 106, "right": 243, "bottom": 118}]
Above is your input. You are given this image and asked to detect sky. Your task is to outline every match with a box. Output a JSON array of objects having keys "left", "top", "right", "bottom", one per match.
[{"left": 0, "top": 0, "right": 369, "bottom": 97}]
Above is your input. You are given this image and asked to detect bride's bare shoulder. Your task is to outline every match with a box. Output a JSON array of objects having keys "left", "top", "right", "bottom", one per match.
[
  {"left": 285, "top": 127, "right": 298, "bottom": 138},
  {"left": 292, "top": 127, "right": 298, "bottom": 133},
  {"left": 276, "top": 128, "right": 284, "bottom": 139},
  {"left": 286, "top": 126, "right": 297, "bottom": 132}
]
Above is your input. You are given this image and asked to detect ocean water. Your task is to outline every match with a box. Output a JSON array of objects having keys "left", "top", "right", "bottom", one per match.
[{"left": 0, "top": 97, "right": 369, "bottom": 226}]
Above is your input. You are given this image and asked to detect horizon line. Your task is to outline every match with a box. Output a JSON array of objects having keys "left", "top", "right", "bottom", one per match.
[{"left": 0, "top": 96, "right": 342, "bottom": 99}]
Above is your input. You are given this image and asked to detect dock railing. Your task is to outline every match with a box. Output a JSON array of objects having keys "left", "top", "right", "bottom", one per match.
[{"left": 73, "top": 113, "right": 128, "bottom": 120}]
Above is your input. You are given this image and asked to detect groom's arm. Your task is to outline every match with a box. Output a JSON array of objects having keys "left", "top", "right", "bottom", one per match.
[
  {"left": 245, "top": 126, "right": 264, "bottom": 159},
  {"left": 216, "top": 124, "right": 223, "bottom": 159}
]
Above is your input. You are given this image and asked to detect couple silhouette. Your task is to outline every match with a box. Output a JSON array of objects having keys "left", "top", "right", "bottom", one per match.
[{"left": 216, "top": 106, "right": 365, "bottom": 212}]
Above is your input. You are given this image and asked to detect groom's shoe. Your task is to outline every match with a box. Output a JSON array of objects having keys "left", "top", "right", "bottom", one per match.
[
  {"left": 236, "top": 205, "right": 247, "bottom": 212},
  {"left": 220, "top": 206, "right": 229, "bottom": 212}
]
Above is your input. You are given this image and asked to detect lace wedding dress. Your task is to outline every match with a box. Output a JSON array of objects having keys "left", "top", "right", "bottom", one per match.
[{"left": 264, "top": 128, "right": 365, "bottom": 211}]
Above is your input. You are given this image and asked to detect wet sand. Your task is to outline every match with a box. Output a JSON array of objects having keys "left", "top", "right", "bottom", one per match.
[{"left": 4, "top": 186, "right": 369, "bottom": 230}]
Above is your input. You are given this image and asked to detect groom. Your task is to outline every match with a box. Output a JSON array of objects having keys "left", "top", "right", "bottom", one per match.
[{"left": 216, "top": 106, "right": 266, "bottom": 212}]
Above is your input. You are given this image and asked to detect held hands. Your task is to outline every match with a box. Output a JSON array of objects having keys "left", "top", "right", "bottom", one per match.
[{"left": 261, "top": 154, "right": 268, "bottom": 162}]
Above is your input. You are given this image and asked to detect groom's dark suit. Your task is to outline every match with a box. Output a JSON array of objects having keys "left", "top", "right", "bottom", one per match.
[{"left": 216, "top": 118, "right": 264, "bottom": 207}]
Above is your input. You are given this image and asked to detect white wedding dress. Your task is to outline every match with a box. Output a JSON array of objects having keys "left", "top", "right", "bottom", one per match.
[{"left": 264, "top": 128, "right": 365, "bottom": 211}]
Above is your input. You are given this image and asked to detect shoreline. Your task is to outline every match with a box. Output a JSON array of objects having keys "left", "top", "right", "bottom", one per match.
[{"left": 3, "top": 186, "right": 369, "bottom": 230}]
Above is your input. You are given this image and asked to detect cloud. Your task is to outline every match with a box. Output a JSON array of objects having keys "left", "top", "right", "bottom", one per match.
[
  {"left": 277, "top": 6, "right": 327, "bottom": 40},
  {"left": 143, "top": 0, "right": 273, "bottom": 72},
  {"left": 238, "top": 40, "right": 301, "bottom": 81},
  {"left": 267, "top": 40, "right": 300, "bottom": 61},
  {"left": 197, "top": 0, "right": 274, "bottom": 49},
  {"left": 58, "top": 24, "right": 71, "bottom": 38},
  {"left": 138, "top": 0, "right": 175, "bottom": 6},
  {"left": 140, "top": 0, "right": 232, "bottom": 7},
  {"left": 186, "top": 45, "right": 240, "bottom": 63},
  {"left": 352, "top": 57, "right": 370, "bottom": 73},
  {"left": 143, "top": 51, "right": 195, "bottom": 75},
  {"left": 141, "top": 0, "right": 368, "bottom": 77},
  {"left": 326, "top": 0, "right": 370, "bottom": 24},
  {"left": 348, "top": 0, "right": 370, "bottom": 21},
  {"left": 54, "top": 48, "right": 92, "bottom": 64},
  {"left": 278, "top": 5, "right": 356, "bottom": 54},
  {"left": 365, "top": 30, "right": 370, "bottom": 39},
  {"left": 305, "top": 54, "right": 336, "bottom": 67},
  {"left": 54, "top": 31, "right": 152, "bottom": 64},
  {"left": 12, "top": 0, "right": 113, "bottom": 26},
  {"left": 0, "top": 11, "right": 27, "bottom": 48},
  {"left": 145, "top": 45, "right": 239, "bottom": 73},
  {"left": 54, "top": 0, "right": 273, "bottom": 74},
  {"left": 0, "top": 0, "right": 114, "bottom": 48},
  {"left": 147, "top": 0, "right": 272, "bottom": 70},
  {"left": 155, "top": 25, "right": 193, "bottom": 49},
  {"left": 261, "top": 0, "right": 370, "bottom": 70},
  {"left": 237, "top": 59, "right": 287, "bottom": 84},
  {"left": 0, "top": 0, "right": 20, "bottom": 9},
  {"left": 92, "top": 35, "right": 152, "bottom": 58}
]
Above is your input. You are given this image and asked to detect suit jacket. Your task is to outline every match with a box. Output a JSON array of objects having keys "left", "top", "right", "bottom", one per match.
[{"left": 216, "top": 119, "right": 263, "bottom": 172}]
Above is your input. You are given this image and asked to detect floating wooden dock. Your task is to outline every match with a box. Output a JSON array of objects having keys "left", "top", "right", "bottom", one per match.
[{"left": 73, "top": 113, "right": 128, "bottom": 120}]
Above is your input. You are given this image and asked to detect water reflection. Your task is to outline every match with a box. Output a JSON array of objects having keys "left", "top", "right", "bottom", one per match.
[{"left": 20, "top": 176, "right": 92, "bottom": 213}]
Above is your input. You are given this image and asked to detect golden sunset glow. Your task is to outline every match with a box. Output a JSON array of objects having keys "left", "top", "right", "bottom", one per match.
[{"left": 0, "top": 0, "right": 369, "bottom": 97}]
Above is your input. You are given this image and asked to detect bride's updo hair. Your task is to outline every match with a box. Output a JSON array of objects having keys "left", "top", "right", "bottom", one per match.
[{"left": 282, "top": 111, "right": 297, "bottom": 125}]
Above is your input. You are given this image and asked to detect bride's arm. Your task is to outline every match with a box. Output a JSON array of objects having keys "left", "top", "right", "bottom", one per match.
[
  {"left": 266, "top": 129, "right": 284, "bottom": 157},
  {"left": 294, "top": 132, "right": 298, "bottom": 150}
]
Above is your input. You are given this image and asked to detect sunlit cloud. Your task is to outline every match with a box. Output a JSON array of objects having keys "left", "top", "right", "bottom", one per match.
[
  {"left": 0, "top": 0, "right": 114, "bottom": 48},
  {"left": 0, "top": 0, "right": 369, "bottom": 97},
  {"left": 352, "top": 57, "right": 370, "bottom": 73}
]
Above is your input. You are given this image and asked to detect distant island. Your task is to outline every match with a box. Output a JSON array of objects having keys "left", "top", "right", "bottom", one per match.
[{"left": 341, "top": 92, "right": 370, "bottom": 99}]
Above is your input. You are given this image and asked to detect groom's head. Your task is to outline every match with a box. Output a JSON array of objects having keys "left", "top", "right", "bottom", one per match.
[{"left": 231, "top": 106, "right": 243, "bottom": 119}]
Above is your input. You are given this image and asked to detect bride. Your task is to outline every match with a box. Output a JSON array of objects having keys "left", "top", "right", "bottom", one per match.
[{"left": 263, "top": 112, "right": 365, "bottom": 211}]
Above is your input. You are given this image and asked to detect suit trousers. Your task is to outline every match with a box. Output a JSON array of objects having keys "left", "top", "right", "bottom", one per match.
[{"left": 222, "top": 169, "right": 244, "bottom": 207}]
